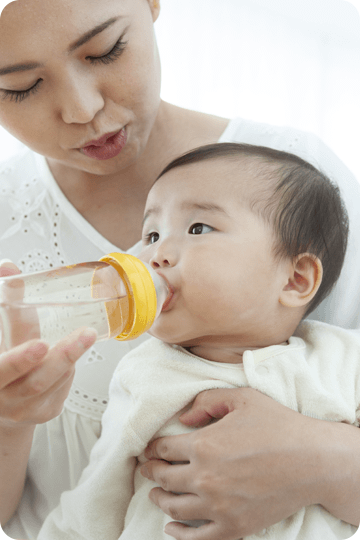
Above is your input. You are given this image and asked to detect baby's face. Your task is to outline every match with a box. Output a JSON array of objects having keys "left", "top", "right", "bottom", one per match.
[{"left": 140, "top": 157, "right": 291, "bottom": 347}]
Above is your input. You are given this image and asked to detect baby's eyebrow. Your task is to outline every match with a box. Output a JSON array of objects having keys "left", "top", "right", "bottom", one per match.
[
  {"left": 180, "top": 201, "right": 229, "bottom": 216},
  {"left": 142, "top": 202, "right": 229, "bottom": 227},
  {"left": 142, "top": 205, "right": 161, "bottom": 227}
]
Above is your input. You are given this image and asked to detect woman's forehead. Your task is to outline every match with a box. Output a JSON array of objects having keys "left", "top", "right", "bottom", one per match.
[
  {"left": 0, "top": 1, "right": 13, "bottom": 17},
  {"left": 1, "top": 0, "right": 126, "bottom": 17},
  {"left": 0, "top": 0, "right": 131, "bottom": 44}
]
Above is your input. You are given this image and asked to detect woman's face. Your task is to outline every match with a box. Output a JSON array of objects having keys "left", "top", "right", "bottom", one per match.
[{"left": 0, "top": 0, "right": 161, "bottom": 175}]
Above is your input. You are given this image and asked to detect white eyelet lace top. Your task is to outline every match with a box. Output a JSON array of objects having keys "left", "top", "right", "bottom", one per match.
[{"left": 2, "top": 117, "right": 360, "bottom": 540}]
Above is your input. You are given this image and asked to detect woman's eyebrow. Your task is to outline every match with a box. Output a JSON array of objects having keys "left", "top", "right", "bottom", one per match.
[
  {"left": 0, "top": 62, "right": 41, "bottom": 76},
  {"left": 0, "top": 16, "right": 120, "bottom": 76},
  {"left": 67, "top": 16, "right": 120, "bottom": 53}
]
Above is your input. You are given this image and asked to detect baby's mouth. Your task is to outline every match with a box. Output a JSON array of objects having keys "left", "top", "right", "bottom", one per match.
[
  {"left": 157, "top": 274, "right": 175, "bottom": 312},
  {"left": 161, "top": 288, "right": 175, "bottom": 312}
]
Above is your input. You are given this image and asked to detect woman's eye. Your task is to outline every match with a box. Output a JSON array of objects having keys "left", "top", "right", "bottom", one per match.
[
  {"left": 1, "top": 79, "right": 43, "bottom": 103},
  {"left": 87, "top": 37, "right": 128, "bottom": 65},
  {"left": 188, "top": 223, "right": 214, "bottom": 235},
  {"left": 144, "top": 232, "right": 160, "bottom": 244},
  {"left": 0, "top": 36, "right": 127, "bottom": 103}
]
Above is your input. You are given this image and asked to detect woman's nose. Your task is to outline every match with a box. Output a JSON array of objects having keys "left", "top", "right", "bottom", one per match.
[{"left": 58, "top": 72, "right": 105, "bottom": 125}]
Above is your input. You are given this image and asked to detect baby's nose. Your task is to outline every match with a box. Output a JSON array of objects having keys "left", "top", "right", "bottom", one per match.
[{"left": 151, "top": 257, "right": 171, "bottom": 268}]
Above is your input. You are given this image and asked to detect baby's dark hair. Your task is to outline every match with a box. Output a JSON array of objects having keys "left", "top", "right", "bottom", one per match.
[{"left": 156, "top": 143, "right": 349, "bottom": 317}]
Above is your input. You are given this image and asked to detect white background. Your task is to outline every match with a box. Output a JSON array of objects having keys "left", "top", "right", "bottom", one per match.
[
  {"left": 0, "top": 0, "right": 359, "bottom": 184},
  {"left": 0, "top": 4, "right": 359, "bottom": 539}
]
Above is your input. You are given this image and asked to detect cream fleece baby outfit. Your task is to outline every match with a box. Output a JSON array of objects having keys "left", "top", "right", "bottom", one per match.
[{"left": 38, "top": 320, "right": 360, "bottom": 540}]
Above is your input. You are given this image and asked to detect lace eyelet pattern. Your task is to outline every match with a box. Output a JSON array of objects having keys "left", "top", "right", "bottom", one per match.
[{"left": 66, "top": 384, "right": 109, "bottom": 420}]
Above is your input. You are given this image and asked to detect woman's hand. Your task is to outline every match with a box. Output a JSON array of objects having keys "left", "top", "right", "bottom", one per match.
[
  {"left": 0, "top": 326, "right": 97, "bottom": 428},
  {"left": 0, "top": 260, "right": 98, "bottom": 526},
  {"left": 141, "top": 388, "right": 360, "bottom": 540},
  {"left": 0, "top": 261, "right": 97, "bottom": 428}
]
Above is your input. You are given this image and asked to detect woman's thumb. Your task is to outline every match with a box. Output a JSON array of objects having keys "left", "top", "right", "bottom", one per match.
[
  {"left": 179, "top": 389, "right": 234, "bottom": 427},
  {"left": 0, "top": 259, "right": 21, "bottom": 277}
]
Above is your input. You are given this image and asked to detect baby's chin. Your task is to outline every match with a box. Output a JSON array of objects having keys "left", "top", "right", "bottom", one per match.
[
  {"left": 147, "top": 327, "right": 183, "bottom": 345},
  {"left": 147, "top": 326, "right": 207, "bottom": 348}
]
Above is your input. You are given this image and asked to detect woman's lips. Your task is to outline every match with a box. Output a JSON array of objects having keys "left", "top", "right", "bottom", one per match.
[{"left": 79, "top": 128, "right": 127, "bottom": 161}]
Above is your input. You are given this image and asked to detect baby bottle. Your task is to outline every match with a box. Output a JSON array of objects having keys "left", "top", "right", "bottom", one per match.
[{"left": 0, "top": 253, "right": 168, "bottom": 351}]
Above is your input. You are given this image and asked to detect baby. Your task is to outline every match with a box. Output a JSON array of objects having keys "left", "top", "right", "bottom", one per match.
[{"left": 38, "top": 143, "right": 359, "bottom": 540}]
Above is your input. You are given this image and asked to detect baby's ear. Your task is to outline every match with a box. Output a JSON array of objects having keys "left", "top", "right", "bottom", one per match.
[{"left": 279, "top": 254, "right": 323, "bottom": 308}]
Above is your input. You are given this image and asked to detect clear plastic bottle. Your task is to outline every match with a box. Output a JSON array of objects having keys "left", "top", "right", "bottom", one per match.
[{"left": 0, "top": 253, "right": 169, "bottom": 351}]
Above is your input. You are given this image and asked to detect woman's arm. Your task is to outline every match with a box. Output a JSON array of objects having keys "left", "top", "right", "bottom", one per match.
[
  {"left": 141, "top": 388, "right": 360, "bottom": 539},
  {"left": 0, "top": 422, "right": 36, "bottom": 526},
  {"left": 0, "top": 426, "right": 35, "bottom": 525},
  {"left": 0, "top": 330, "right": 97, "bottom": 526}
]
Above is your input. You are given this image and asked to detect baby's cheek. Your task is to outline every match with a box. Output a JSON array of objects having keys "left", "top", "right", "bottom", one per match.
[{"left": 184, "top": 286, "right": 229, "bottom": 324}]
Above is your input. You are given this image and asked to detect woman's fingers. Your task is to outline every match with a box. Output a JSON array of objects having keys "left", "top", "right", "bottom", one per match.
[
  {"left": 179, "top": 389, "right": 237, "bottom": 427},
  {"left": 0, "top": 340, "right": 49, "bottom": 389},
  {"left": 0, "top": 327, "right": 97, "bottom": 426},
  {"left": 148, "top": 489, "right": 206, "bottom": 523},
  {"left": 4, "top": 327, "right": 97, "bottom": 398},
  {"left": 164, "top": 520, "right": 221, "bottom": 540},
  {"left": 145, "top": 432, "right": 195, "bottom": 462},
  {"left": 141, "top": 459, "right": 191, "bottom": 494},
  {"left": 24, "top": 367, "right": 77, "bottom": 423},
  {"left": 148, "top": 490, "right": 228, "bottom": 540},
  {"left": 0, "top": 259, "right": 21, "bottom": 276},
  {"left": 142, "top": 388, "right": 323, "bottom": 538}
]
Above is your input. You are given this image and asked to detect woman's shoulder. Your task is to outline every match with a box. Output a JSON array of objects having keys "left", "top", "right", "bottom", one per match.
[
  {"left": 164, "top": 103, "right": 229, "bottom": 147},
  {"left": 219, "top": 117, "right": 356, "bottom": 182},
  {"left": 221, "top": 116, "right": 360, "bottom": 206},
  {"left": 219, "top": 117, "right": 321, "bottom": 154},
  {"left": 182, "top": 109, "right": 229, "bottom": 144}
]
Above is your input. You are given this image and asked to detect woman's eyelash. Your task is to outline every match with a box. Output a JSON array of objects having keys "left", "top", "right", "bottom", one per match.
[
  {"left": 1, "top": 80, "right": 42, "bottom": 103},
  {"left": 87, "top": 37, "right": 128, "bottom": 65},
  {"left": 1, "top": 36, "right": 128, "bottom": 103}
]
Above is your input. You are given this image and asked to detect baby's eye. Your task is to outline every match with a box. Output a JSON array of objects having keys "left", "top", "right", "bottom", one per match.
[
  {"left": 188, "top": 223, "right": 214, "bottom": 235},
  {"left": 144, "top": 232, "right": 160, "bottom": 244}
]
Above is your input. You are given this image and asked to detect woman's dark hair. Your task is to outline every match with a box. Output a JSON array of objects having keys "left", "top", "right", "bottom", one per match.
[{"left": 156, "top": 143, "right": 349, "bottom": 317}]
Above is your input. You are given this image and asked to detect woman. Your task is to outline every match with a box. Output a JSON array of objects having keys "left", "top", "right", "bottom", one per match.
[{"left": 0, "top": 1, "right": 359, "bottom": 539}]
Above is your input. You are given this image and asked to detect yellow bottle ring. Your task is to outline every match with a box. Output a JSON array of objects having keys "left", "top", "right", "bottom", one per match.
[{"left": 99, "top": 253, "right": 157, "bottom": 341}]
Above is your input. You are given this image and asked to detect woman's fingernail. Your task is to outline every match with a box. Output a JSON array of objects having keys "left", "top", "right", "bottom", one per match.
[
  {"left": 26, "top": 341, "right": 50, "bottom": 361},
  {"left": 78, "top": 328, "right": 98, "bottom": 348},
  {"left": 0, "top": 259, "right": 18, "bottom": 269}
]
